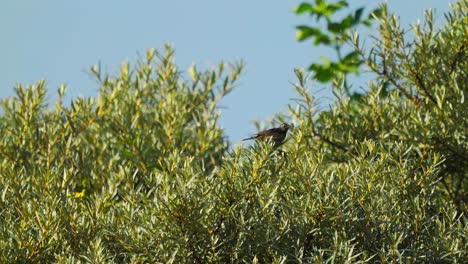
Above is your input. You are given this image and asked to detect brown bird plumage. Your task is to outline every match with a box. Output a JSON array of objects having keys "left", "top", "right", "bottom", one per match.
[{"left": 243, "top": 123, "right": 291, "bottom": 147}]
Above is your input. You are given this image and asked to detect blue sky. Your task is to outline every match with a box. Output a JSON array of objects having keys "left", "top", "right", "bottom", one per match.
[{"left": 0, "top": 1, "right": 454, "bottom": 143}]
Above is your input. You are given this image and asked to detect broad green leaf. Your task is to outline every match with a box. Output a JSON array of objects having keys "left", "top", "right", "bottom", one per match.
[{"left": 295, "top": 2, "right": 313, "bottom": 14}]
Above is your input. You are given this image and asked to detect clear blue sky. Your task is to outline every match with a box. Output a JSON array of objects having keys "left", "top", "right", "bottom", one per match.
[{"left": 0, "top": 1, "right": 454, "bottom": 143}]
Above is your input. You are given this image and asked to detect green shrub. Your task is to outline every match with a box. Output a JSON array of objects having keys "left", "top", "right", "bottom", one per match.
[{"left": 0, "top": 2, "right": 466, "bottom": 263}]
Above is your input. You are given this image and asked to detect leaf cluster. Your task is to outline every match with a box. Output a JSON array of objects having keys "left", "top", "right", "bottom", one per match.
[{"left": 295, "top": 0, "right": 381, "bottom": 84}]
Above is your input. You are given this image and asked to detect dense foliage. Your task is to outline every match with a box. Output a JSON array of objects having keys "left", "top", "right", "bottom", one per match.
[{"left": 0, "top": 2, "right": 466, "bottom": 263}]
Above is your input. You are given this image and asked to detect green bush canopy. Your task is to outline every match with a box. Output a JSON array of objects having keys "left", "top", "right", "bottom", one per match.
[{"left": 0, "top": 2, "right": 466, "bottom": 263}]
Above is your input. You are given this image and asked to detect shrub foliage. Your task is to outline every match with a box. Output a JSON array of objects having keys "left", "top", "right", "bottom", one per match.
[{"left": 0, "top": 2, "right": 467, "bottom": 263}]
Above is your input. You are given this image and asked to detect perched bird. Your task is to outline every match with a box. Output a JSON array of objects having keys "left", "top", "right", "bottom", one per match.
[{"left": 243, "top": 123, "right": 291, "bottom": 147}]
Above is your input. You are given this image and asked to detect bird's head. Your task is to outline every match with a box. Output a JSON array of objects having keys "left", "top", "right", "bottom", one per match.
[{"left": 279, "top": 123, "right": 291, "bottom": 132}]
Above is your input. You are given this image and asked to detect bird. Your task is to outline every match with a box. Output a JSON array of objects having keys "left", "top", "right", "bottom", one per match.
[{"left": 243, "top": 123, "right": 291, "bottom": 147}]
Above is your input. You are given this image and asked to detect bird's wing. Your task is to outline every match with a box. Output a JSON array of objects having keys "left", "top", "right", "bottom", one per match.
[
  {"left": 261, "top": 127, "right": 281, "bottom": 136},
  {"left": 243, "top": 127, "right": 281, "bottom": 141}
]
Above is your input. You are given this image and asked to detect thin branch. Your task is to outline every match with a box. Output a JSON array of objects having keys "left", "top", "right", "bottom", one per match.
[
  {"left": 312, "top": 130, "right": 349, "bottom": 152},
  {"left": 449, "top": 43, "right": 466, "bottom": 75}
]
